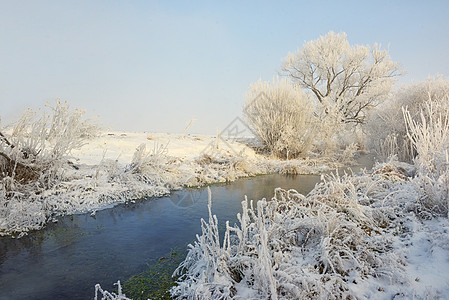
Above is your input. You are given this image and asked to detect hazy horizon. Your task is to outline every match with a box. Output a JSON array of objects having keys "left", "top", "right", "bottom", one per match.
[{"left": 1, "top": 0, "right": 448, "bottom": 134}]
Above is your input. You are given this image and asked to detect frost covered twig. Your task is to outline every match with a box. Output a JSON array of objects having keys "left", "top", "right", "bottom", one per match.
[{"left": 94, "top": 281, "right": 131, "bottom": 300}]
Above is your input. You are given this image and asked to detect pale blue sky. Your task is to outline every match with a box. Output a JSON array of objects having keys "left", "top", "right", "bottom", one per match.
[{"left": 1, "top": 1, "right": 448, "bottom": 134}]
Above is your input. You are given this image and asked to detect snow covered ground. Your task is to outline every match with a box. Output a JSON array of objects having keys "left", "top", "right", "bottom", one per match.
[{"left": 71, "top": 132, "right": 258, "bottom": 165}]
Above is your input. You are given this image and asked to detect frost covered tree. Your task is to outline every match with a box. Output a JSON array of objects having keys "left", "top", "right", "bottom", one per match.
[
  {"left": 243, "top": 78, "right": 316, "bottom": 159},
  {"left": 281, "top": 31, "right": 401, "bottom": 125}
]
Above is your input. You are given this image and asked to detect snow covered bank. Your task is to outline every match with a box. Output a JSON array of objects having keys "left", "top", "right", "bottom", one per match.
[
  {"left": 0, "top": 131, "right": 350, "bottom": 237},
  {"left": 170, "top": 160, "right": 449, "bottom": 299}
]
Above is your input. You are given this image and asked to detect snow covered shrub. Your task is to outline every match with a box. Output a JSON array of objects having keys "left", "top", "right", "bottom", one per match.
[
  {"left": 172, "top": 176, "right": 408, "bottom": 299},
  {"left": 0, "top": 101, "right": 102, "bottom": 235},
  {"left": 0, "top": 100, "right": 99, "bottom": 188},
  {"left": 243, "top": 78, "right": 316, "bottom": 159},
  {"left": 126, "top": 142, "right": 181, "bottom": 189},
  {"left": 368, "top": 76, "right": 449, "bottom": 162},
  {"left": 46, "top": 99, "right": 100, "bottom": 141},
  {"left": 185, "top": 153, "right": 268, "bottom": 187},
  {"left": 404, "top": 101, "right": 449, "bottom": 217}
]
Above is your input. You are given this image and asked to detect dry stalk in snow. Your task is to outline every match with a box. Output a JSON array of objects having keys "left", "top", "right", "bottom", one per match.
[{"left": 171, "top": 167, "right": 411, "bottom": 299}]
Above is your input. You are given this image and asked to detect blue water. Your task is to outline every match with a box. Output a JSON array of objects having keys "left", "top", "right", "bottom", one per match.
[{"left": 0, "top": 158, "right": 372, "bottom": 299}]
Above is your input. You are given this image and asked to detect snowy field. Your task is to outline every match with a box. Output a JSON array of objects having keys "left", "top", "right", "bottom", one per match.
[{"left": 71, "top": 132, "right": 257, "bottom": 165}]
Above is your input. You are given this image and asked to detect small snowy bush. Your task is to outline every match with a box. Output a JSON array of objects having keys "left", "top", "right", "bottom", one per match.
[
  {"left": 0, "top": 100, "right": 99, "bottom": 188},
  {"left": 171, "top": 172, "right": 410, "bottom": 299},
  {"left": 243, "top": 78, "right": 316, "bottom": 159},
  {"left": 368, "top": 76, "right": 449, "bottom": 162},
  {"left": 368, "top": 76, "right": 449, "bottom": 216},
  {"left": 0, "top": 101, "right": 101, "bottom": 235},
  {"left": 404, "top": 101, "right": 449, "bottom": 217}
]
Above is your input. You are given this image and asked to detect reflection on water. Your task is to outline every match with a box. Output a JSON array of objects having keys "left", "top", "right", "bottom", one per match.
[
  {"left": 0, "top": 156, "right": 372, "bottom": 299},
  {"left": 170, "top": 188, "right": 203, "bottom": 208}
]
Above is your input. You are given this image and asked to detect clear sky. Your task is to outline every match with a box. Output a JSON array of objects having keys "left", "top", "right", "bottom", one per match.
[{"left": 1, "top": 0, "right": 448, "bottom": 134}]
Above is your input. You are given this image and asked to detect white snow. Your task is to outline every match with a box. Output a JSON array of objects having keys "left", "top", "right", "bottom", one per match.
[{"left": 71, "top": 132, "right": 259, "bottom": 165}]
